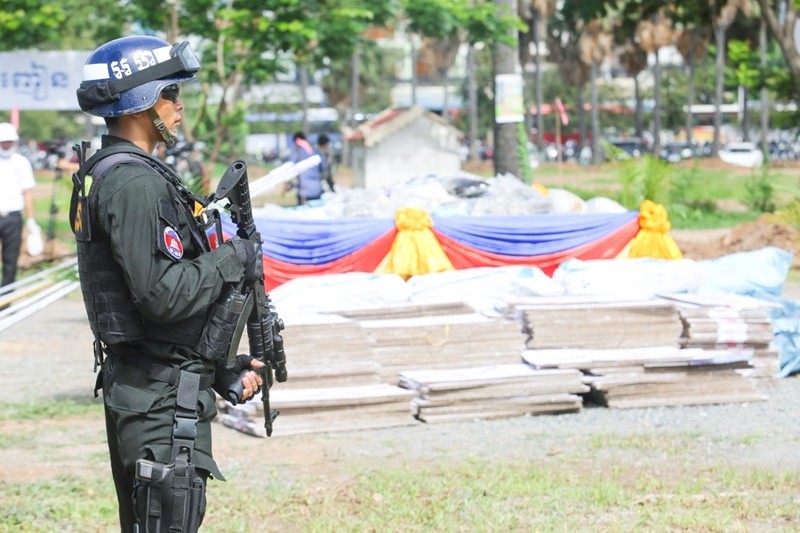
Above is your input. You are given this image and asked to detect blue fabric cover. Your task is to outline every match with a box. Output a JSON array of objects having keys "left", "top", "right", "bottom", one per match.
[
  {"left": 431, "top": 212, "right": 639, "bottom": 256},
  {"left": 221, "top": 215, "right": 394, "bottom": 264}
]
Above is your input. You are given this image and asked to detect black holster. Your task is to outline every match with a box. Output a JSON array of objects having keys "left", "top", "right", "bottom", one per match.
[
  {"left": 133, "top": 370, "right": 206, "bottom": 532},
  {"left": 133, "top": 454, "right": 206, "bottom": 533}
]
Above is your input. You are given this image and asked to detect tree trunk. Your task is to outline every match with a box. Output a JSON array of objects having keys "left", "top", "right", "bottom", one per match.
[
  {"left": 493, "top": 0, "right": 521, "bottom": 177},
  {"left": 760, "top": 18, "right": 769, "bottom": 154},
  {"left": 350, "top": 48, "right": 360, "bottom": 128},
  {"left": 712, "top": 23, "right": 725, "bottom": 156},
  {"left": 300, "top": 64, "right": 309, "bottom": 136},
  {"left": 686, "top": 49, "right": 695, "bottom": 145},
  {"left": 652, "top": 50, "right": 662, "bottom": 155},
  {"left": 741, "top": 86, "right": 749, "bottom": 142},
  {"left": 442, "top": 66, "right": 450, "bottom": 122},
  {"left": 534, "top": 11, "right": 544, "bottom": 153},
  {"left": 590, "top": 62, "right": 599, "bottom": 164},
  {"left": 634, "top": 74, "right": 642, "bottom": 138},
  {"left": 467, "top": 45, "right": 479, "bottom": 161},
  {"left": 411, "top": 36, "right": 418, "bottom": 106},
  {"left": 578, "top": 84, "right": 586, "bottom": 150}
]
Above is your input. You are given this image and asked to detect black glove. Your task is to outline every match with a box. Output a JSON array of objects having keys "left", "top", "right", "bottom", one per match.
[
  {"left": 227, "top": 238, "right": 262, "bottom": 284},
  {"left": 212, "top": 354, "right": 259, "bottom": 402}
]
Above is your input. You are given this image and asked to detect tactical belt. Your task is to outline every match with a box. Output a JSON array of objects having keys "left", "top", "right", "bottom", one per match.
[{"left": 120, "top": 355, "right": 214, "bottom": 390}]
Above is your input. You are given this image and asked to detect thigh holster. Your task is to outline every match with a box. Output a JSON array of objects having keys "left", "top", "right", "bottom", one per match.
[{"left": 133, "top": 370, "right": 206, "bottom": 533}]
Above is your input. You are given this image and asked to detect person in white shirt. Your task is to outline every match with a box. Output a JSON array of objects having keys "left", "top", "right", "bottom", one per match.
[{"left": 0, "top": 122, "right": 37, "bottom": 287}]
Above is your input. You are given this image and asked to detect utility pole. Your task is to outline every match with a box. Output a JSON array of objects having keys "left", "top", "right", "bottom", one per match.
[{"left": 493, "top": 0, "right": 522, "bottom": 177}]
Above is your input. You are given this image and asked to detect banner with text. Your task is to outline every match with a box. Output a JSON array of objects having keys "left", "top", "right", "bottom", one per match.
[{"left": 0, "top": 51, "right": 91, "bottom": 111}]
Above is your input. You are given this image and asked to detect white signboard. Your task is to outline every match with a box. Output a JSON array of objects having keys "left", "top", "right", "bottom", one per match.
[
  {"left": 494, "top": 73, "right": 524, "bottom": 124},
  {"left": 0, "top": 50, "right": 91, "bottom": 111}
]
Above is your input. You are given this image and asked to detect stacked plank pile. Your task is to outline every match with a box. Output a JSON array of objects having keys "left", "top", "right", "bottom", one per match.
[
  {"left": 522, "top": 346, "right": 764, "bottom": 408},
  {"left": 219, "top": 383, "right": 417, "bottom": 437},
  {"left": 509, "top": 296, "right": 683, "bottom": 350},
  {"left": 266, "top": 312, "right": 382, "bottom": 389},
  {"left": 359, "top": 312, "right": 527, "bottom": 382},
  {"left": 659, "top": 293, "right": 780, "bottom": 381},
  {"left": 331, "top": 300, "right": 476, "bottom": 320},
  {"left": 399, "top": 364, "right": 588, "bottom": 423}
]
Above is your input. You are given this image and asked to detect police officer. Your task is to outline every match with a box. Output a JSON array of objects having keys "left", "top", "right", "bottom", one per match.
[{"left": 73, "top": 35, "right": 264, "bottom": 532}]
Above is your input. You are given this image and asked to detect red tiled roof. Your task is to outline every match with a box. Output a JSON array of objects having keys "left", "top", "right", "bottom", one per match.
[{"left": 346, "top": 108, "right": 409, "bottom": 141}]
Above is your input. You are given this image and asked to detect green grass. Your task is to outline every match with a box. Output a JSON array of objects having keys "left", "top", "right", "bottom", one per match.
[
  {"left": 540, "top": 159, "right": 799, "bottom": 230},
  {"left": 0, "top": 397, "right": 796, "bottom": 532},
  {"left": 0, "top": 477, "right": 118, "bottom": 532},
  {"left": 2, "top": 451, "right": 798, "bottom": 532},
  {"left": 0, "top": 398, "right": 101, "bottom": 422}
]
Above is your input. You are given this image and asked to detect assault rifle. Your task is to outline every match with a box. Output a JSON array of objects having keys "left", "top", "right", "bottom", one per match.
[{"left": 214, "top": 160, "right": 287, "bottom": 437}]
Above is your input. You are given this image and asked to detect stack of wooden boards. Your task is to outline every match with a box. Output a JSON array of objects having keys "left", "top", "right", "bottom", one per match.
[
  {"left": 219, "top": 383, "right": 417, "bottom": 437},
  {"left": 399, "top": 364, "right": 588, "bottom": 423},
  {"left": 522, "top": 346, "right": 764, "bottom": 408},
  {"left": 509, "top": 296, "right": 684, "bottom": 349},
  {"left": 219, "top": 301, "right": 529, "bottom": 436},
  {"left": 660, "top": 293, "right": 781, "bottom": 381},
  {"left": 217, "top": 295, "right": 779, "bottom": 437}
]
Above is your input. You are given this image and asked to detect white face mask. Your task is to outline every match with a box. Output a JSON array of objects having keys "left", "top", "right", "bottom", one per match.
[{"left": 0, "top": 145, "right": 15, "bottom": 158}]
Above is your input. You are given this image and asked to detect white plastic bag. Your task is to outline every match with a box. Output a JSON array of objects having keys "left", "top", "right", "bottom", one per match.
[{"left": 25, "top": 218, "right": 44, "bottom": 256}]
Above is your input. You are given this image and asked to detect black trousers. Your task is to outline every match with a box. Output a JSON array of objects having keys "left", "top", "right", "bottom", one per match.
[{"left": 0, "top": 211, "right": 22, "bottom": 287}]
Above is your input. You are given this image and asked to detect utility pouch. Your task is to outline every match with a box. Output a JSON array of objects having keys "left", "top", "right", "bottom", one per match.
[
  {"left": 134, "top": 454, "right": 206, "bottom": 533},
  {"left": 193, "top": 286, "right": 247, "bottom": 362}
]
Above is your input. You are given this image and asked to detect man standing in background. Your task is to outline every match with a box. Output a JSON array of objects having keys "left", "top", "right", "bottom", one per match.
[
  {"left": 287, "top": 131, "right": 323, "bottom": 205},
  {"left": 317, "top": 133, "right": 336, "bottom": 193},
  {"left": 0, "top": 122, "right": 37, "bottom": 288}
]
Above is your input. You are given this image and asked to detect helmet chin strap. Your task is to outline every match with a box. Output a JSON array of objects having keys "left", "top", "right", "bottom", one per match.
[{"left": 147, "top": 108, "right": 178, "bottom": 147}]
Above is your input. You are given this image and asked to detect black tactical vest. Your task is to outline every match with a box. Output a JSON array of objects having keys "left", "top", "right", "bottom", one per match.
[{"left": 71, "top": 145, "right": 211, "bottom": 352}]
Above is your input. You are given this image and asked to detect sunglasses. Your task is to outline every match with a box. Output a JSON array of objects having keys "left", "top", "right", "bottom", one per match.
[{"left": 160, "top": 84, "right": 181, "bottom": 103}]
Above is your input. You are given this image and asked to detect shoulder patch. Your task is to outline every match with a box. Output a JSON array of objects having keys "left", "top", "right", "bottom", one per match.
[{"left": 162, "top": 226, "right": 184, "bottom": 260}]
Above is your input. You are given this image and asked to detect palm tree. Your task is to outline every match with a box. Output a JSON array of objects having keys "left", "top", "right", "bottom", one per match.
[
  {"left": 548, "top": 33, "right": 590, "bottom": 151},
  {"left": 619, "top": 41, "right": 648, "bottom": 139},
  {"left": 519, "top": 0, "right": 555, "bottom": 152},
  {"left": 417, "top": 35, "right": 462, "bottom": 121},
  {"left": 578, "top": 20, "right": 613, "bottom": 164},
  {"left": 676, "top": 27, "right": 709, "bottom": 145},
  {"left": 635, "top": 13, "right": 674, "bottom": 156},
  {"left": 711, "top": 0, "right": 751, "bottom": 155}
]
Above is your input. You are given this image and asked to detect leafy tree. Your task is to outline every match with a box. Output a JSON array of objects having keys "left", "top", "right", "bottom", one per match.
[
  {"left": 320, "top": 39, "right": 402, "bottom": 116},
  {"left": 122, "top": 0, "right": 396, "bottom": 175},
  {"left": 0, "top": 1, "right": 67, "bottom": 51},
  {"left": 758, "top": 0, "right": 800, "bottom": 99}
]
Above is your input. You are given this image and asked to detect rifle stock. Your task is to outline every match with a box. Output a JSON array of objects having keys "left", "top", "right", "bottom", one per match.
[{"left": 217, "top": 160, "right": 287, "bottom": 437}]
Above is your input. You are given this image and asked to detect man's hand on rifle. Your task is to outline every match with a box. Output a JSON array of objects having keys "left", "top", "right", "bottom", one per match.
[
  {"left": 213, "top": 354, "right": 265, "bottom": 403},
  {"left": 239, "top": 358, "right": 266, "bottom": 401}
]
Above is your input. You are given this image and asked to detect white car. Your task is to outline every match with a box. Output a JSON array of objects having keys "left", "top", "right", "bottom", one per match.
[{"left": 718, "top": 142, "right": 764, "bottom": 168}]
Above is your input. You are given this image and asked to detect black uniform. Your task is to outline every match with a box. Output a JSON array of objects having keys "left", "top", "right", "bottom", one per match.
[{"left": 76, "top": 136, "right": 246, "bottom": 530}]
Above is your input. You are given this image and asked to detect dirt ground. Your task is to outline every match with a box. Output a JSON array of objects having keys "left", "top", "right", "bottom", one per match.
[{"left": 671, "top": 216, "right": 800, "bottom": 266}]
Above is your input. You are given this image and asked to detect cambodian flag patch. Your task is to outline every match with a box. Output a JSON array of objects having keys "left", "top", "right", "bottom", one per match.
[
  {"left": 206, "top": 225, "right": 219, "bottom": 250},
  {"left": 163, "top": 226, "right": 184, "bottom": 259}
]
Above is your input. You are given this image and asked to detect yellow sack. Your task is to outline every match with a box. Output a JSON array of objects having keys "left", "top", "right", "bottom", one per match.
[
  {"left": 376, "top": 207, "right": 454, "bottom": 279},
  {"left": 628, "top": 200, "right": 683, "bottom": 259}
]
